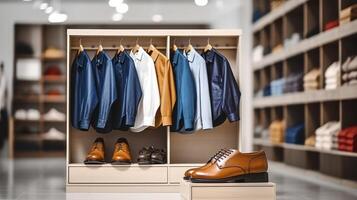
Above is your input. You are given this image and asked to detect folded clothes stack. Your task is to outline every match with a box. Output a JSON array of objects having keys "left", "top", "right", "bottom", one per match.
[
  {"left": 272, "top": 44, "right": 283, "bottom": 53},
  {"left": 269, "top": 120, "right": 285, "bottom": 144},
  {"left": 304, "top": 135, "right": 316, "bottom": 147},
  {"left": 324, "top": 61, "right": 341, "bottom": 90},
  {"left": 324, "top": 20, "right": 339, "bottom": 31},
  {"left": 337, "top": 126, "right": 357, "bottom": 152},
  {"left": 252, "top": 45, "right": 264, "bottom": 63},
  {"left": 270, "top": 0, "right": 285, "bottom": 10},
  {"left": 263, "top": 84, "right": 271, "bottom": 97},
  {"left": 284, "top": 33, "right": 300, "bottom": 49},
  {"left": 342, "top": 56, "right": 357, "bottom": 86},
  {"left": 283, "top": 73, "right": 303, "bottom": 93},
  {"left": 285, "top": 123, "right": 305, "bottom": 144},
  {"left": 315, "top": 121, "right": 341, "bottom": 150},
  {"left": 340, "top": 4, "right": 357, "bottom": 25},
  {"left": 304, "top": 68, "right": 320, "bottom": 91},
  {"left": 270, "top": 78, "right": 285, "bottom": 96}
]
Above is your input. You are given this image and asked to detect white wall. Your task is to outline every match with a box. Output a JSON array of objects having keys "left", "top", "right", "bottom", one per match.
[{"left": 0, "top": 0, "right": 253, "bottom": 152}]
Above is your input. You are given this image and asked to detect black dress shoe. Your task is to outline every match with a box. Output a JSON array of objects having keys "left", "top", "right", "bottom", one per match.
[
  {"left": 151, "top": 148, "right": 166, "bottom": 164},
  {"left": 137, "top": 147, "right": 153, "bottom": 165}
]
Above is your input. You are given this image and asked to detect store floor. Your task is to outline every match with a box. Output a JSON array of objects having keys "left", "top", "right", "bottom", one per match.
[{"left": 1, "top": 158, "right": 357, "bottom": 200}]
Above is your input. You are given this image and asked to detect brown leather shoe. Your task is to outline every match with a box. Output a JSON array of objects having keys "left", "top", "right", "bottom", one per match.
[
  {"left": 190, "top": 150, "right": 268, "bottom": 183},
  {"left": 183, "top": 149, "right": 228, "bottom": 180},
  {"left": 84, "top": 138, "right": 106, "bottom": 164},
  {"left": 111, "top": 138, "right": 132, "bottom": 165}
]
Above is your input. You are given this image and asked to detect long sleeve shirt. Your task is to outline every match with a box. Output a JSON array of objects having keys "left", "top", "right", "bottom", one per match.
[
  {"left": 148, "top": 47, "right": 176, "bottom": 127},
  {"left": 170, "top": 50, "right": 196, "bottom": 132},
  {"left": 111, "top": 51, "right": 142, "bottom": 130},
  {"left": 183, "top": 48, "right": 213, "bottom": 130},
  {"left": 130, "top": 47, "right": 160, "bottom": 132},
  {"left": 92, "top": 51, "right": 118, "bottom": 133},
  {"left": 202, "top": 48, "right": 241, "bottom": 127},
  {"left": 71, "top": 51, "right": 98, "bottom": 131}
]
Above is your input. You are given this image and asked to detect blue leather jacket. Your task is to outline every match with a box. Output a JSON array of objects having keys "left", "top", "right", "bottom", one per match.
[
  {"left": 92, "top": 51, "right": 117, "bottom": 133},
  {"left": 71, "top": 51, "right": 98, "bottom": 131},
  {"left": 202, "top": 48, "right": 241, "bottom": 127},
  {"left": 170, "top": 50, "right": 196, "bottom": 132},
  {"left": 111, "top": 51, "right": 142, "bottom": 130}
]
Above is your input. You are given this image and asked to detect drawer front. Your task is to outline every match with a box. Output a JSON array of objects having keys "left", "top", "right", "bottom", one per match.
[
  {"left": 68, "top": 166, "right": 168, "bottom": 184},
  {"left": 169, "top": 166, "right": 194, "bottom": 183}
]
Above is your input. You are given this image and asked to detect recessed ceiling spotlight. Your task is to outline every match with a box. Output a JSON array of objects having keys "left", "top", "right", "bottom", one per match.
[
  {"left": 152, "top": 14, "right": 163, "bottom": 23},
  {"left": 23, "top": 0, "right": 33, "bottom": 2},
  {"left": 48, "top": 11, "right": 68, "bottom": 23},
  {"left": 115, "top": 3, "right": 129, "bottom": 14},
  {"left": 40, "top": 2, "right": 48, "bottom": 10},
  {"left": 45, "top": 6, "right": 53, "bottom": 14},
  {"left": 108, "top": 0, "right": 123, "bottom": 8},
  {"left": 112, "top": 13, "right": 123, "bottom": 21},
  {"left": 194, "top": 0, "right": 208, "bottom": 7}
]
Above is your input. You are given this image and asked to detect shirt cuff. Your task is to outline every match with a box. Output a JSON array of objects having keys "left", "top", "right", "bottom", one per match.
[
  {"left": 184, "top": 118, "right": 194, "bottom": 131},
  {"left": 227, "top": 113, "right": 240, "bottom": 122},
  {"left": 125, "top": 116, "right": 136, "bottom": 127},
  {"left": 96, "top": 119, "right": 107, "bottom": 129},
  {"left": 162, "top": 116, "right": 172, "bottom": 126},
  {"left": 79, "top": 119, "right": 90, "bottom": 130}
]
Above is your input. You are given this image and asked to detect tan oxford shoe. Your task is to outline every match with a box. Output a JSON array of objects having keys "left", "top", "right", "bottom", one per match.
[
  {"left": 84, "top": 138, "right": 106, "bottom": 164},
  {"left": 111, "top": 138, "right": 132, "bottom": 165}
]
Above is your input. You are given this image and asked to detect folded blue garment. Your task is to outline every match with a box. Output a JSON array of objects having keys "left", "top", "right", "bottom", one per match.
[{"left": 285, "top": 123, "right": 305, "bottom": 144}]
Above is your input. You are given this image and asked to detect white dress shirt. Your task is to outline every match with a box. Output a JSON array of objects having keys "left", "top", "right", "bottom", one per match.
[
  {"left": 130, "top": 47, "right": 160, "bottom": 132},
  {"left": 184, "top": 48, "right": 213, "bottom": 130},
  {"left": 0, "top": 68, "right": 6, "bottom": 110}
]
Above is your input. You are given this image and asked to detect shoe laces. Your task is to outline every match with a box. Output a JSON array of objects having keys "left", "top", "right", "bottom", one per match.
[{"left": 217, "top": 149, "right": 234, "bottom": 162}]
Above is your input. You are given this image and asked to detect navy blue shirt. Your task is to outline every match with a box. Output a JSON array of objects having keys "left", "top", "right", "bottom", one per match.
[
  {"left": 170, "top": 50, "right": 196, "bottom": 132},
  {"left": 92, "top": 51, "right": 117, "bottom": 133},
  {"left": 111, "top": 51, "right": 142, "bottom": 130},
  {"left": 202, "top": 49, "right": 241, "bottom": 127},
  {"left": 71, "top": 51, "right": 98, "bottom": 130}
]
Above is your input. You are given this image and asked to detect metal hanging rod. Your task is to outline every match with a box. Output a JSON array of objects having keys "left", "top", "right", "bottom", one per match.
[{"left": 70, "top": 46, "right": 237, "bottom": 50}]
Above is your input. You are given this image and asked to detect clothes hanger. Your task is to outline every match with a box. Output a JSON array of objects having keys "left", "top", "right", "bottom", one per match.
[
  {"left": 185, "top": 38, "right": 193, "bottom": 53},
  {"left": 96, "top": 40, "right": 103, "bottom": 55},
  {"left": 132, "top": 38, "right": 141, "bottom": 54},
  {"left": 117, "top": 38, "right": 125, "bottom": 54},
  {"left": 147, "top": 38, "right": 156, "bottom": 53},
  {"left": 77, "top": 38, "right": 84, "bottom": 55},
  {"left": 204, "top": 37, "right": 213, "bottom": 52},
  {"left": 172, "top": 38, "right": 178, "bottom": 51}
]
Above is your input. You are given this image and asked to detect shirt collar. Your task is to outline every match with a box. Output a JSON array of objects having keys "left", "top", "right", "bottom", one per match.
[
  {"left": 203, "top": 48, "right": 215, "bottom": 63},
  {"left": 116, "top": 51, "right": 127, "bottom": 64},
  {"left": 93, "top": 51, "right": 106, "bottom": 67},
  {"left": 171, "top": 50, "right": 180, "bottom": 65},
  {"left": 184, "top": 48, "right": 196, "bottom": 63},
  {"left": 76, "top": 50, "right": 89, "bottom": 68},
  {"left": 149, "top": 48, "right": 160, "bottom": 63},
  {"left": 130, "top": 47, "right": 144, "bottom": 61}
]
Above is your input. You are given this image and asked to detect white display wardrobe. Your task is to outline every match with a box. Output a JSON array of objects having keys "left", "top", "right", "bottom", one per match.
[{"left": 66, "top": 29, "right": 242, "bottom": 192}]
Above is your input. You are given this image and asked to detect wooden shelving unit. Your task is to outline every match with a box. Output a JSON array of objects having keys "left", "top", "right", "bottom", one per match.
[
  {"left": 252, "top": 0, "right": 357, "bottom": 181},
  {"left": 10, "top": 25, "right": 66, "bottom": 158}
]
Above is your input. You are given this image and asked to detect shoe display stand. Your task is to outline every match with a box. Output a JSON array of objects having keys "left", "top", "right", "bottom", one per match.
[
  {"left": 10, "top": 25, "right": 66, "bottom": 158},
  {"left": 66, "top": 29, "right": 274, "bottom": 194},
  {"left": 180, "top": 180, "right": 276, "bottom": 200},
  {"left": 252, "top": 0, "right": 357, "bottom": 181}
]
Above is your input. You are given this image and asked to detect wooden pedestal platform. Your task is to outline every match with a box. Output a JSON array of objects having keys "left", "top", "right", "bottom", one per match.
[{"left": 180, "top": 180, "right": 276, "bottom": 200}]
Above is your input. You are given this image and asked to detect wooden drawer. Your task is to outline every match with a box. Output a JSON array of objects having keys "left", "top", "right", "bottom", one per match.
[
  {"left": 180, "top": 180, "right": 276, "bottom": 200},
  {"left": 68, "top": 165, "right": 168, "bottom": 184},
  {"left": 168, "top": 166, "right": 193, "bottom": 183}
]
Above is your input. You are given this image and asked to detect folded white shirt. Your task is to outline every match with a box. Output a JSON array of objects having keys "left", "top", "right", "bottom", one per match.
[
  {"left": 252, "top": 45, "right": 264, "bottom": 63},
  {"left": 315, "top": 121, "right": 341, "bottom": 136},
  {"left": 325, "top": 77, "right": 339, "bottom": 85},
  {"left": 325, "top": 84, "right": 338, "bottom": 90},
  {"left": 325, "top": 61, "right": 341, "bottom": 78}
]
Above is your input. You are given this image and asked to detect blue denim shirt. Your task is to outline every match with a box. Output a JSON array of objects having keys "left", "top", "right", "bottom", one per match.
[
  {"left": 92, "top": 51, "right": 117, "bottom": 133},
  {"left": 170, "top": 50, "right": 196, "bottom": 132},
  {"left": 111, "top": 51, "right": 142, "bottom": 130},
  {"left": 202, "top": 48, "right": 241, "bottom": 127},
  {"left": 71, "top": 51, "right": 98, "bottom": 130}
]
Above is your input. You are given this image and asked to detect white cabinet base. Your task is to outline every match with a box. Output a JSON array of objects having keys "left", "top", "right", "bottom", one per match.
[{"left": 180, "top": 180, "right": 276, "bottom": 200}]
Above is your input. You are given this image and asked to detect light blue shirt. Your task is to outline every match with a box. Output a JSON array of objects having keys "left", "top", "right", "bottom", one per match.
[{"left": 184, "top": 48, "right": 213, "bottom": 130}]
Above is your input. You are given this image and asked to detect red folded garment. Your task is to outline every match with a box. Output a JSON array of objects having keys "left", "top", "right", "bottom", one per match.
[
  {"left": 45, "top": 66, "right": 62, "bottom": 76},
  {"left": 324, "top": 20, "right": 339, "bottom": 31}
]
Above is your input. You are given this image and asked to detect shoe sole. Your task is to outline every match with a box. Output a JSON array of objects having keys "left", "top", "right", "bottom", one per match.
[
  {"left": 84, "top": 160, "right": 106, "bottom": 164},
  {"left": 183, "top": 176, "right": 190, "bottom": 180},
  {"left": 190, "top": 172, "right": 269, "bottom": 183},
  {"left": 151, "top": 158, "right": 165, "bottom": 164},
  {"left": 137, "top": 159, "right": 151, "bottom": 165},
  {"left": 111, "top": 160, "right": 131, "bottom": 165}
]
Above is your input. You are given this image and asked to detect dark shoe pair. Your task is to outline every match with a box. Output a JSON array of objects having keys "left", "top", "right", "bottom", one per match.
[
  {"left": 137, "top": 146, "right": 166, "bottom": 164},
  {"left": 84, "top": 137, "right": 132, "bottom": 165}
]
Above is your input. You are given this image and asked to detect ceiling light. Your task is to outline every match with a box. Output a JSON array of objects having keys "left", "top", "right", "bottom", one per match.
[
  {"left": 45, "top": 6, "right": 53, "bottom": 14},
  {"left": 108, "top": 0, "right": 123, "bottom": 8},
  {"left": 152, "top": 14, "right": 163, "bottom": 23},
  {"left": 115, "top": 3, "right": 129, "bottom": 14},
  {"left": 194, "top": 0, "right": 208, "bottom": 7},
  {"left": 48, "top": 11, "right": 68, "bottom": 23},
  {"left": 112, "top": 13, "right": 123, "bottom": 21},
  {"left": 39, "top": 2, "right": 48, "bottom": 10},
  {"left": 23, "top": 0, "right": 32, "bottom": 2}
]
